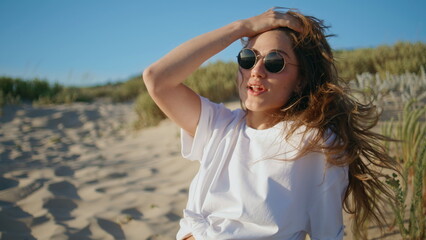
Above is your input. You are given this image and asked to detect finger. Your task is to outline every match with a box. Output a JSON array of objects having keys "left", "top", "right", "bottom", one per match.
[
  {"left": 272, "top": 12, "right": 303, "bottom": 33},
  {"left": 282, "top": 17, "right": 303, "bottom": 33}
]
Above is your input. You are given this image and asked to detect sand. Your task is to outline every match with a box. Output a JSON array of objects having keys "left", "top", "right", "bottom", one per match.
[{"left": 0, "top": 100, "right": 401, "bottom": 240}]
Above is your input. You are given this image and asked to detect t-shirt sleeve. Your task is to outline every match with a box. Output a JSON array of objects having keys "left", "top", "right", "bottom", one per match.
[
  {"left": 180, "top": 95, "right": 235, "bottom": 161},
  {"left": 307, "top": 163, "right": 348, "bottom": 240}
]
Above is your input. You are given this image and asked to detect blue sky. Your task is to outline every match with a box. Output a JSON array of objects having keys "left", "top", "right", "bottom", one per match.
[{"left": 0, "top": 0, "right": 425, "bottom": 86}]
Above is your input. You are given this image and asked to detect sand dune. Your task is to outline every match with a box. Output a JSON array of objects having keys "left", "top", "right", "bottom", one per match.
[{"left": 0, "top": 100, "right": 401, "bottom": 239}]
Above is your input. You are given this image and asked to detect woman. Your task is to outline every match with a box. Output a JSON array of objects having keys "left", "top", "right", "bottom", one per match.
[{"left": 143, "top": 8, "right": 399, "bottom": 240}]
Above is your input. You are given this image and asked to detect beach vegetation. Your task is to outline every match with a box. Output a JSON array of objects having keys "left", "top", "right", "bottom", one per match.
[
  {"left": 133, "top": 92, "right": 166, "bottom": 129},
  {"left": 335, "top": 41, "right": 426, "bottom": 81},
  {"left": 0, "top": 75, "right": 146, "bottom": 108},
  {"left": 0, "top": 76, "right": 90, "bottom": 105},
  {"left": 382, "top": 101, "right": 426, "bottom": 240},
  {"left": 351, "top": 69, "right": 425, "bottom": 239}
]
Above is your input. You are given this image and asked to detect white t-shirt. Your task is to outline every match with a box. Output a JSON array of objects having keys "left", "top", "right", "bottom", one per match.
[{"left": 177, "top": 96, "right": 348, "bottom": 240}]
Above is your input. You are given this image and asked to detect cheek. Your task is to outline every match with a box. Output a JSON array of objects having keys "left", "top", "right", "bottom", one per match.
[{"left": 272, "top": 76, "right": 300, "bottom": 101}]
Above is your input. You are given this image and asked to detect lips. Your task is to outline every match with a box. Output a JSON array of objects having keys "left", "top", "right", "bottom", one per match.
[{"left": 247, "top": 82, "right": 267, "bottom": 96}]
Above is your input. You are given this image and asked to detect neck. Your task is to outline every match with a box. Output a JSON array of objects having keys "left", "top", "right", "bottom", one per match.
[{"left": 246, "top": 110, "right": 280, "bottom": 130}]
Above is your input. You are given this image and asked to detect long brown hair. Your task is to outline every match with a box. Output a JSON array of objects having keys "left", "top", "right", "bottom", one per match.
[{"left": 243, "top": 10, "right": 400, "bottom": 238}]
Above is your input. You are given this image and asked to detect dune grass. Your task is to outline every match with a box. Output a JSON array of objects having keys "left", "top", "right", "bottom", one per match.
[
  {"left": 383, "top": 101, "right": 426, "bottom": 240},
  {"left": 0, "top": 75, "right": 146, "bottom": 108},
  {"left": 335, "top": 41, "right": 426, "bottom": 81}
]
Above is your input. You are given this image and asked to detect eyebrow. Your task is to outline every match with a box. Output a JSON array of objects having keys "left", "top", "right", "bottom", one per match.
[
  {"left": 251, "top": 48, "right": 291, "bottom": 59},
  {"left": 273, "top": 49, "right": 291, "bottom": 58}
]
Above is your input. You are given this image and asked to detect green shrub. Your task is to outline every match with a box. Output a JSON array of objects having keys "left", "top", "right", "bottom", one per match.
[
  {"left": 111, "top": 76, "right": 146, "bottom": 102},
  {"left": 133, "top": 92, "right": 166, "bottom": 129},
  {"left": 185, "top": 61, "right": 238, "bottom": 102},
  {"left": 34, "top": 87, "right": 94, "bottom": 105},
  {"left": 0, "top": 77, "right": 64, "bottom": 103}
]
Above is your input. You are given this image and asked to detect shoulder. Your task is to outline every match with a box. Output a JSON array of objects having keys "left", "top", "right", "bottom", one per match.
[{"left": 199, "top": 96, "right": 245, "bottom": 129}]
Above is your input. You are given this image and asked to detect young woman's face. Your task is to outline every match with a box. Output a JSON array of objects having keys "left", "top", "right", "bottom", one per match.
[{"left": 238, "top": 30, "right": 300, "bottom": 115}]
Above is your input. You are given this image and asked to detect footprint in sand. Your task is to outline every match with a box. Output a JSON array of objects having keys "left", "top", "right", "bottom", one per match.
[
  {"left": 43, "top": 197, "right": 77, "bottom": 221},
  {"left": 0, "top": 177, "right": 18, "bottom": 190},
  {"left": 121, "top": 207, "right": 143, "bottom": 220},
  {"left": 0, "top": 206, "right": 35, "bottom": 239},
  {"left": 106, "top": 172, "right": 128, "bottom": 179},
  {"left": 96, "top": 218, "right": 125, "bottom": 239},
  {"left": 95, "top": 187, "right": 107, "bottom": 193},
  {"left": 0, "top": 205, "right": 37, "bottom": 239},
  {"left": 47, "top": 181, "right": 80, "bottom": 199},
  {"left": 179, "top": 188, "right": 189, "bottom": 194},
  {"left": 54, "top": 166, "right": 75, "bottom": 177},
  {"left": 66, "top": 225, "right": 91, "bottom": 239},
  {"left": 31, "top": 215, "right": 50, "bottom": 226},
  {"left": 143, "top": 186, "right": 157, "bottom": 192},
  {"left": 165, "top": 212, "right": 181, "bottom": 222},
  {"left": 0, "top": 178, "right": 47, "bottom": 202}
]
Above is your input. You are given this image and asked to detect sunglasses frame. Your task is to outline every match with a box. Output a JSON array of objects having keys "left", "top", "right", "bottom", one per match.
[{"left": 237, "top": 48, "right": 287, "bottom": 74}]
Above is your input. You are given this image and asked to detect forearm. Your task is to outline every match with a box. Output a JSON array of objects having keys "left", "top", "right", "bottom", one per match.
[
  {"left": 141, "top": 9, "right": 302, "bottom": 135},
  {"left": 143, "top": 20, "right": 246, "bottom": 91}
]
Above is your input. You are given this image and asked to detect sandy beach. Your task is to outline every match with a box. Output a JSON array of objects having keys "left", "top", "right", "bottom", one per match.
[{"left": 0, "top": 100, "right": 401, "bottom": 239}]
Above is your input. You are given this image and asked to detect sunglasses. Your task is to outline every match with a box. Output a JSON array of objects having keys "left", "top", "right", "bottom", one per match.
[{"left": 237, "top": 48, "right": 288, "bottom": 73}]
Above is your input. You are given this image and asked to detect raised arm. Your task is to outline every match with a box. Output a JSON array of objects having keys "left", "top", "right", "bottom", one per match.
[{"left": 142, "top": 9, "right": 301, "bottom": 136}]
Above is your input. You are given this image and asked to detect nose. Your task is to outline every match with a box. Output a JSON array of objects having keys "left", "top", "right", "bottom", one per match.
[{"left": 250, "top": 58, "right": 266, "bottom": 78}]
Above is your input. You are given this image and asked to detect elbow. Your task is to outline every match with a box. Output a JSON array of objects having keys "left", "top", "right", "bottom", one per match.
[
  {"left": 143, "top": 65, "right": 177, "bottom": 95},
  {"left": 143, "top": 65, "right": 168, "bottom": 95},
  {"left": 142, "top": 66, "right": 157, "bottom": 92}
]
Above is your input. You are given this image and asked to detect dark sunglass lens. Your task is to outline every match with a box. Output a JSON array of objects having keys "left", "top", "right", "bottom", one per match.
[
  {"left": 238, "top": 49, "right": 256, "bottom": 69},
  {"left": 265, "top": 52, "right": 285, "bottom": 73}
]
